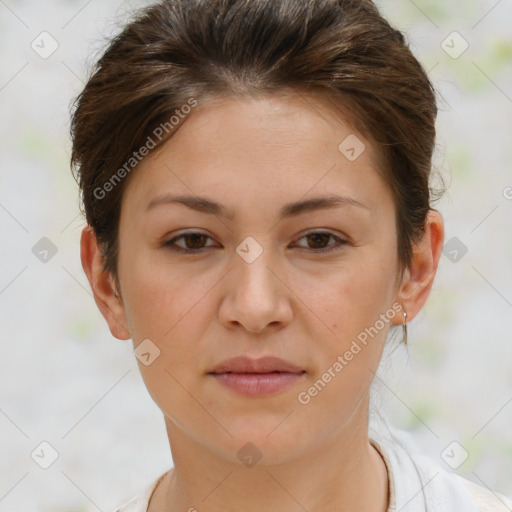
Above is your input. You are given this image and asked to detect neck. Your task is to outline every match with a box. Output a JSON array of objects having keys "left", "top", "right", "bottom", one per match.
[{"left": 150, "top": 401, "right": 389, "bottom": 512}]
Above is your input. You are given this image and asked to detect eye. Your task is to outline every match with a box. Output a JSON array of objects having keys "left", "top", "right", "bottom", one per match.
[
  {"left": 293, "top": 230, "right": 348, "bottom": 254},
  {"left": 163, "top": 231, "right": 216, "bottom": 254},
  {"left": 162, "top": 230, "right": 348, "bottom": 254}
]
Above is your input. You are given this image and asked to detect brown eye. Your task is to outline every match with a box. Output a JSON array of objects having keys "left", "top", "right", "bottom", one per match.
[
  {"left": 164, "top": 232, "right": 215, "bottom": 253},
  {"left": 306, "top": 232, "right": 331, "bottom": 249},
  {"left": 181, "top": 233, "right": 209, "bottom": 249},
  {"left": 294, "top": 231, "right": 348, "bottom": 254},
  {"left": 163, "top": 230, "right": 348, "bottom": 255}
]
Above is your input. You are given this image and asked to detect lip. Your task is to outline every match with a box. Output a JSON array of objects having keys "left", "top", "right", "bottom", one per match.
[
  {"left": 208, "top": 356, "right": 306, "bottom": 397},
  {"left": 208, "top": 355, "right": 305, "bottom": 374}
]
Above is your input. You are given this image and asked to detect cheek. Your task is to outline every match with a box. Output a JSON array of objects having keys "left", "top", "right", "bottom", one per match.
[
  {"left": 306, "top": 246, "right": 398, "bottom": 390},
  {"left": 120, "top": 253, "right": 215, "bottom": 379},
  {"left": 317, "top": 252, "right": 397, "bottom": 334},
  {"left": 122, "top": 263, "right": 212, "bottom": 418},
  {"left": 119, "top": 247, "right": 192, "bottom": 339},
  {"left": 295, "top": 269, "right": 395, "bottom": 422}
]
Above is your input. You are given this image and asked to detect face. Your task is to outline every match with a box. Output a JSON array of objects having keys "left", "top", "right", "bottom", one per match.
[{"left": 108, "top": 93, "right": 406, "bottom": 463}]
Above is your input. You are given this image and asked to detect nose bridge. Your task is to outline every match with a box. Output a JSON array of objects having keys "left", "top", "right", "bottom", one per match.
[
  {"left": 234, "top": 234, "right": 277, "bottom": 294},
  {"left": 222, "top": 234, "right": 291, "bottom": 332}
]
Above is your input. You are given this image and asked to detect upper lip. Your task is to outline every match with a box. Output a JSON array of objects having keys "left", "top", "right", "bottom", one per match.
[{"left": 208, "top": 356, "right": 305, "bottom": 374}]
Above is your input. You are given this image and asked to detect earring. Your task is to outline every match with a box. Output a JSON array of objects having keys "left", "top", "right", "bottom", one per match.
[{"left": 402, "top": 307, "right": 408, "bottom": 345}]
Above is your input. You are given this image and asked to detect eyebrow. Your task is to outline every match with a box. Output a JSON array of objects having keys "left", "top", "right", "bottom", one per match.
[{"left": 145, "top": 193, "right": 370, "bottom": 220}]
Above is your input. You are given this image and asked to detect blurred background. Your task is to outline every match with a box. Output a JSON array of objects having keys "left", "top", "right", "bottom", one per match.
[{"left": 0, "top": 0, "right": 511, "bottom": 510}]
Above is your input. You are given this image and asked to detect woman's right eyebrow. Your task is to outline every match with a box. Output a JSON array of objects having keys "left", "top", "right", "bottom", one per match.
[{"left": 145, "top": 193, "right": 370, "bottom": 221}]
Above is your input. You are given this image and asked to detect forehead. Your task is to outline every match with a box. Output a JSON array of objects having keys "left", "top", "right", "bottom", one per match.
[
  {"left": 157, "top": 91, "right": 370, "bottom": 160},
  {"left": 121, "top": 92, "right": 388, "bottom": 216}
]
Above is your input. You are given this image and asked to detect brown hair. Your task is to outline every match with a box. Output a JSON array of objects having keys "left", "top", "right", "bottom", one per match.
[{"left": 70, "top": 0, "right": 444, "bottom": 289}]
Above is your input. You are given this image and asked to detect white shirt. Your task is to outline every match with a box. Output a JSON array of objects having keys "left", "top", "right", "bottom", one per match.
[{"left": 113, "top": 428, "right": 512, "bottom": 511}]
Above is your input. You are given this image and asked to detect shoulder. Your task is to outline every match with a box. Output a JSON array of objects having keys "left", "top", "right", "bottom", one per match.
[
  {"left": 370, "top": 428, "right": 512, "bottom": 512},
  {"left": 111, "top": 471, "right": 168, "bottom": 512},
  {"left": 454, "top": 474, "right": 512, "bottom": 512}
]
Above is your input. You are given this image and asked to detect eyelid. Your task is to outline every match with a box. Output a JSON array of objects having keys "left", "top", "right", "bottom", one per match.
[
  {"left": 293, "top": 230, "right": 348, "bottom": 252},
  {"left": 163, "top": 229, "right": 349, "bottom": 254},
  {"left": 163, "top": 229, "right": 217, "bottom": 249}
]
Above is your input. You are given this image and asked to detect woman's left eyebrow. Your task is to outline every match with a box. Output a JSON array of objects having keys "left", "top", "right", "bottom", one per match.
[{"left": 145, "top": 193, "right": 370, "bottom": 221}]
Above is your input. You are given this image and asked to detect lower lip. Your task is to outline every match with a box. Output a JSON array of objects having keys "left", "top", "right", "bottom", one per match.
[{"left": 209, "top": 372, "right": 306, "bottom": 396}]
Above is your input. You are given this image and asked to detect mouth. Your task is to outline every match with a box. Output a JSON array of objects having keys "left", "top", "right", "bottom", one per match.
[
  {"left": 208, "top": 355, "right": 305, "bottom": 374},
  {"left": 208, "top": 356, "right": 306, "bottom": 396},
  {"left": 208, "top": 371, "right": 306, "bottom": 396}
]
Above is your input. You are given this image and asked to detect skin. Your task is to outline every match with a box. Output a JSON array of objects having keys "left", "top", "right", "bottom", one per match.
[{"left": 81, "top": 92, "right": 444, "bottom": 512}]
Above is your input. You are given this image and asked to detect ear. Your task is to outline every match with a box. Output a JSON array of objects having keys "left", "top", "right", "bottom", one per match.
[
  {"left": 80, "top": 225, "right": 131, "bottom": 340},
  {"left": 392, "top": 209, "right": 445, "bottom": 324}
]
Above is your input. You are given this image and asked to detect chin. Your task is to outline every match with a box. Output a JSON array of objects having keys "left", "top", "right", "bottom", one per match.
[{"left": 204, "top": 417, "right": 310, "bottom": 465}]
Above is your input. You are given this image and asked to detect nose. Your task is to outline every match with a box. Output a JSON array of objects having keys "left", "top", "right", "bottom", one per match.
[{"left": 219, "top": 246, "right": 293, "bottom": 334}]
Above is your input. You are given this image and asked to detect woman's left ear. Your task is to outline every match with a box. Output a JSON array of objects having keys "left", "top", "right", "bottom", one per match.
[{"left": 393, "top": 209, "right": 445, "bottom": 324}]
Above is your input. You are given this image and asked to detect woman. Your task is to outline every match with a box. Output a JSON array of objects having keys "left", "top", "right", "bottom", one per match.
[{"left": 70, "top": 0, "right": 512, "bottom": 510}]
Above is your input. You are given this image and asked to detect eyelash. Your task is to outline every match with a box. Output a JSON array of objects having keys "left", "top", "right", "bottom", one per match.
[{"left": 163, "top": 230, "right": 348, "bottom": 255}]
